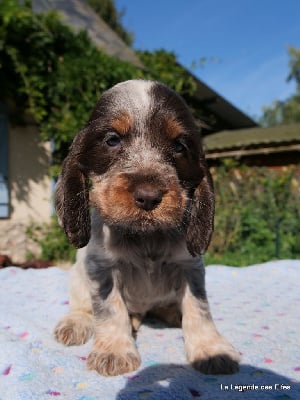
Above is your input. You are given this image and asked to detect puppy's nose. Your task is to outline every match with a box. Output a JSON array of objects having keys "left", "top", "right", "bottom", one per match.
[{"left": 134, "top": 185, "right": 163, "bottom": 211}]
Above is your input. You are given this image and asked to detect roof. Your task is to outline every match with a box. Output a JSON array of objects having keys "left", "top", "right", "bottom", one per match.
[
  {"left": 203, "top": 123, "right": 300, "bottom": 159},
  {"left": 32, "top": 0, "right": 143, "bottom": 68},
  {"left": 190, "top": 70, "right": 258, "bottom": 131}
]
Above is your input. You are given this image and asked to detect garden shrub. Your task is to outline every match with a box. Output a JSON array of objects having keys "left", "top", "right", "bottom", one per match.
[
  {"left": 205, "top": 163, "right": 300, "bottom": 266},
  {"left": 0, "top": 0, "right": 143, "bottom": 170},
  {"left": 0, "top": 1, "right": 198, "bottom": 171},
  {"left": 26, "top": 216, "right": 76, "bottom": 263},
  {"left": 27, "top": 165, "right": 300, "bottom": 265}
]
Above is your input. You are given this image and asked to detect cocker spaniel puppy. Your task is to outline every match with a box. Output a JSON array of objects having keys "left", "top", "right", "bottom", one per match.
[{"left": 54, "top": 79, "right": 240, "bottom": 376}]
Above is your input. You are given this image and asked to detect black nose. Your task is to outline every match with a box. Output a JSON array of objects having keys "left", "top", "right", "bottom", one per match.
[{"left": 134, "top": 185, "right": 163, "bottom": 211}]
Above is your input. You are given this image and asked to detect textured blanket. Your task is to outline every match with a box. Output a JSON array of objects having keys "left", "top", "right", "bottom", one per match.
[{"left": 0, "top": 260, "right": 299, "bottom": 400}]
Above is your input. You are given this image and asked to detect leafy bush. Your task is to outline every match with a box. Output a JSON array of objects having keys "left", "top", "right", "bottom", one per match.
[
  {"left": 0, "top": 0, "right": 143, "bottom": 169},
  {"left": 0, "top": 1, "right": 198, "bottom": 171},
  {"left": 205, "top": 163, "right": 300, "bottom": 266},
  {"left": 26, "top": 165, "right": 300, "bottom": 265},
  {"left": 26, "top": 216, "right": 76, "bottom": 263}
]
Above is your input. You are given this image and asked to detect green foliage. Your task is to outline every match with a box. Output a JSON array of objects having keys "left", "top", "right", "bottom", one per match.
[
  {"left": 26, "top": 216, "right": 76, "bottom": 262},
  {"left": 0, "top": 1, "right": 197, "bottom": 168},
  {"left": 205, "top": 164, "right": 300, "bottom": 266},
  {"left": 87, "top": 0, "right": 134, "bottom": 46},
  {"left": 26, "top": 164, "right": 300, "bottom": 265},
  {"left": 260, "top": 47, "right": 300, "bottom": 126},
  {"left": 0, "top": 0, "right": 141, "bottom": 166}
]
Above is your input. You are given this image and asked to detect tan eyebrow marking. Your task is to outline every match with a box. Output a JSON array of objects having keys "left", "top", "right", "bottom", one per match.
[
  {"left": 165, "top": 117, "right": 185, "bottom": 139},
  {"left": 111, "top": 113, "right": 132, "bottom": 135}
]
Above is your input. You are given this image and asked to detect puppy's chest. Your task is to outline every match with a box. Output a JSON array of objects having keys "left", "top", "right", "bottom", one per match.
[{"left": 119, "top": 259, "right": 183, "bottom": 314}]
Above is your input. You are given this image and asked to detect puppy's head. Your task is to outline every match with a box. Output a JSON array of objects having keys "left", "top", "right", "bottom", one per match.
[{"left": 55, "top": 80, "right": 214, "bottom": 256}]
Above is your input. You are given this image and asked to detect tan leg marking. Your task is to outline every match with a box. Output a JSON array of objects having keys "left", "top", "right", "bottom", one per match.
[
  {"left": 87, "top": 288, "right": 141, "bottom": 376},
  {"left": 181, "top": 285, "right": 240, "bottom": 374},
  {"left": 54, "top": 252, "right": 94, "bottom": 346}
]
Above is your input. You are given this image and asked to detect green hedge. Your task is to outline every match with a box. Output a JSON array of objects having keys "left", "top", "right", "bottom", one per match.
[
  {"left": 27, "top": 165, "right": 300, "bottom": 265},
  {"left": 26, "top": 216, "right": 76, "bottom": 263},
  {"left": 205, "top": 163, "right": 300, "bottom": 266}
]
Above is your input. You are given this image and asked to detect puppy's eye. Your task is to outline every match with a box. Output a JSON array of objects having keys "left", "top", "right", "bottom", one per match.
[
  {"left": 105, "top": 133, "right": 121, "bottom": 147},
  {"left": 173, "top": 139, "right": 186, "bottom": 153}
]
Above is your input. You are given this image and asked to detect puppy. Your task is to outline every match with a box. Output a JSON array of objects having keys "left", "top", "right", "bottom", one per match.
[{"left": 54, "top": 79, "right": 240, "bottom": 376}]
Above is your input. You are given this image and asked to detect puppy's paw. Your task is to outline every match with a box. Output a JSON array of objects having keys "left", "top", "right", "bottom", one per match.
[
  {"left": 193, "top": 353, "right": 240, "bottom": 375},
  {"left": 54, "top": 311, "right": 93, "bottom": 346},
  {"left": 189, "top": 339, "right": 240, "bottom": 375},
  {"left": 87, "top": 348, "right": 141, "bottom": 376}
]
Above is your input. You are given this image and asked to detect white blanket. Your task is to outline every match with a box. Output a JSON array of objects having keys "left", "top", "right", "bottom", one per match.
[{"left": 0, "top": 260, "right": 300, "bottom": 399}]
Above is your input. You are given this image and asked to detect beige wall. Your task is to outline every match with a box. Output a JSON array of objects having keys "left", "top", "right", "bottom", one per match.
[{"left": 0, "top": 124, "right": 52, "bottom": 261}]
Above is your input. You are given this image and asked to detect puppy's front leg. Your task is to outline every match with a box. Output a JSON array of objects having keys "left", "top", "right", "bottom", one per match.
[
  {"left": 87, "top": 282, "right": 141, "bottom": 376},
  {"left": 182, "top": 268, "right": 240, "bottom": 374}
]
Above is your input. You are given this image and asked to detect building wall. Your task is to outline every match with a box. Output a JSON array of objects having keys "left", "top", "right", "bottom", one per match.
[{"left": 0, "top": 124, "right": 52, "bottom": 262}]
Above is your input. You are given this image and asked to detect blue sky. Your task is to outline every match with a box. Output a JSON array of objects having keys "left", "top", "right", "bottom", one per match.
[{"left": 115, "top": 0, "right": 300, "bottom": 120}]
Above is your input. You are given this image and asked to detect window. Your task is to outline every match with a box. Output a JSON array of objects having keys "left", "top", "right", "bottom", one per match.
[{"left": 0, "top": 103, "right": 9, "bottom": 218}]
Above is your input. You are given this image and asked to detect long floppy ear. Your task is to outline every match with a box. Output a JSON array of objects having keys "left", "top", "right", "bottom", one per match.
[
  {"left": 186, "top": 158, "right": 215, "bottom": 257},
  {"left": 55, "top": 135, "right": 91, "bottom": 249}
]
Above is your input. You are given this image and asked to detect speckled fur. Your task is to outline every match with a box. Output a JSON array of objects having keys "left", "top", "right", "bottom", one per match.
[{"left": 54, "top": 80, "right": 240, "bottom": 376}]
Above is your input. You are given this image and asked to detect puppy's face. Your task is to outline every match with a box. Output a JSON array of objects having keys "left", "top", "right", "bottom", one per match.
[
  {"left": 78, "top": 81, "right": 202, "bottom": 232},
  {"left": 56, "top": 80, "right": 214, "bottom": 255}
]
